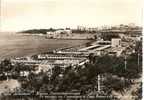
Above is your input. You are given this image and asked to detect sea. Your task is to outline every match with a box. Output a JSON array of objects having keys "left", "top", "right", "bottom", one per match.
[{"left": 0, "top": 32, "right": 90, "bottom": 60}]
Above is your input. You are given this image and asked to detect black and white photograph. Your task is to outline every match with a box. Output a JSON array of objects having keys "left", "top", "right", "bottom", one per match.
[{"left": 0, "top": 0, "right": 143, "bottom": 100}]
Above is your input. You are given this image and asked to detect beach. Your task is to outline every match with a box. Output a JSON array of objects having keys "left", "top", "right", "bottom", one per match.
[{"left": 0, "top": 32, "right": 90, "bottom": 60}]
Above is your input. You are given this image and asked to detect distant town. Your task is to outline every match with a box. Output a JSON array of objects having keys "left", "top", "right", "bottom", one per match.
[
  {"left": 20, "top": 23, "right": 142, "bottom": 40},
  {"left": 0, "top": 23, "right": 142, "bottom": 100}
]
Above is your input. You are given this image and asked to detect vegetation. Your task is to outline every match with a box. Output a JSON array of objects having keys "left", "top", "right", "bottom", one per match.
[
  {"left": 0, "top": 40, "right": 142, "bottom": 99},
  {"left": 20, "top": 28, "right": 56, "bottom": 34},
  {"left": 13, "top": 51, "right": 141, "bottom": 96},
  {"left": 0, "top": 49, "right": 142, "bottom": 95},
  {"left": 101, "top": 33, "right": 120, "bottom": 41},
  {"left": 131, "top": 82, "right": 142, "bottom": 100},
  {"left": 0, "top": 59, "right": 35, "bottom": 80}
]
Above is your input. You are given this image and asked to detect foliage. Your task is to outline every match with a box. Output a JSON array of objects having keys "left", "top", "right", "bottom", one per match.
[
  {"left": 0, "top": 44, "right": 142, "bottom": 97},
  {"left": 101, "top": 33, "right": 120, "bottom": 41},
  {"left": 20, "top": 28, "right": 56, "bottom": 34},
  {"left": 103, "top": 74, "right": 131, "bottom": 93}
]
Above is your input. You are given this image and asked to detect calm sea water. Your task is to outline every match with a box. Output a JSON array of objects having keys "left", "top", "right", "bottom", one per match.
[{"left": 0, "top": 32, "right": 90, "bottom": 59}]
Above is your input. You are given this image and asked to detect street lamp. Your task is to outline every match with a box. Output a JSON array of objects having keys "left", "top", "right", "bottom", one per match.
[
  {"left": 97, "top": 74, "right": 101, "bottom": 92},
  {"left": 124, "top": 55, "right": 127, "bottom": 70},
  {"left": 137, "top": 52, "right": 140, "bottom": 72}
]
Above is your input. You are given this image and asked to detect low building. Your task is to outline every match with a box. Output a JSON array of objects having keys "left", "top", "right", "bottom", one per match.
[
  {"left": 111, "top": 38, "right": 121, "bottom": 47},
  {"left": 35, "top": 64, "right": 53, "bottom": 74},
  {"left": 107, "top": 47, "right": 126, "bottom": 57},
  {"left": 46, "top": 29, "right": 72, "bottom": 39},
  {"left": 46, "top": 32, "right": 55, "bottom": 38}
]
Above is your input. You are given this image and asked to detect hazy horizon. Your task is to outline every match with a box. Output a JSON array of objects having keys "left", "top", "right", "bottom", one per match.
[{"left": 0, "top": 0, "right": 143, "bottom": 32}]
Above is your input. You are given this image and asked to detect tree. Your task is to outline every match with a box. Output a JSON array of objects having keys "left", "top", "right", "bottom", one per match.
[
  {"left": 51, "top": 66, "right": 62, "bottom": 81},
  {"left": 0, "top": 59, "right": 13, "bottom": 72},
  {"left": 101, "top": 33, "right": 120, "bottom": 41},
  {"left": 88, "top": 53, "right": 95, "bottom": 64},
  {"left": 103, "top": 74, "right": 131, "bottom": 93}
]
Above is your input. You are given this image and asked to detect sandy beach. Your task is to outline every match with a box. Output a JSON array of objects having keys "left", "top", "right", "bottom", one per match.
[{"left": 0, "top": 32, "right": 90, "bottom": 60}]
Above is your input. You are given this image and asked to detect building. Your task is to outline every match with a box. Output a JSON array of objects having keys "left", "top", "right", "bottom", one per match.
[
  {"left": 107, "top": 47, "right": 126, "bottom": 57},
  {"left": 46, "top": 32, "right": 55, "bottom": 38},
  {"left": 36, "top": 64, "right": 53, "bottom": 74},
  {"left": 46, "top": 29, "right": 72, "bottom": 39},
  {"left": 111, "top": 38, "right": 121, "bottom": 47}
]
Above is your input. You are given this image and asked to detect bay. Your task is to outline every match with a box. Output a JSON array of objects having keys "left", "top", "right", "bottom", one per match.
[{"left": 0, "top": 32, "right": 90, "bottom": 59}]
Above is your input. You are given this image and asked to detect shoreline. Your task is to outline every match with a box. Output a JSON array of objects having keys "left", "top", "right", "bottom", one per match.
[
  {"left": 18, "top": 33, "right": 95, "bottom": 40},
  {"left": 0, "top": 33, "right": 92, "bottom": 60}
]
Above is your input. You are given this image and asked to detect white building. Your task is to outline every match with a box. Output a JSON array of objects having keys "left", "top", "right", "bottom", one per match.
[
  {"left": 111, "top": 38, "right": 121, "bottom": 47},
  {"left": 35, "top": 63, "right": 53, "bottom": 74},
  {"left": 46, "top": 29, "right": 72, "bottom": 38},
  {"left": 46, "top": 32, "right": 56, "bottom": 38}
]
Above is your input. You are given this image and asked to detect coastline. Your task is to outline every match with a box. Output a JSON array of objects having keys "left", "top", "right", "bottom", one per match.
[
  {"left": 0, "top": 33, "right": 91, "bottom": 60},
  {"left": 18, "top": 33, "right": 95, "bottom": 40}
]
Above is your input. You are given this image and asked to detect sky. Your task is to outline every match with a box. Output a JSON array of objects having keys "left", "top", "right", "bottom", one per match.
[{"left": 0, "top": 0, "right": 143, "bottom": 32}]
